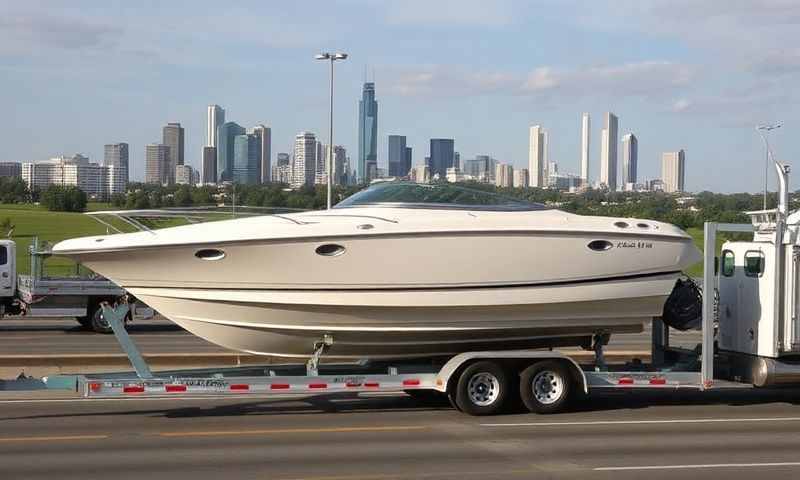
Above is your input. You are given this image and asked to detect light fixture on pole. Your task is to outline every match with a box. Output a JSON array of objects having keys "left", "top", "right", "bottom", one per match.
[
  {"left": 756, "top": 123, "right": 782, "bottom": 210},
  {"left": 315, "top": 52, "right": 348, "bottom": 209}
]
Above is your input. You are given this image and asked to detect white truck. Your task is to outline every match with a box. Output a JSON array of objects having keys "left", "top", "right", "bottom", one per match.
[{"left": 0, "top": 237, "right": 152, "bottom": 332}]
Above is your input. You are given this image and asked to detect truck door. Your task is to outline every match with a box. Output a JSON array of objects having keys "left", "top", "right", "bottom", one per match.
[{"left": 0, "top": 241, "right": 15, "bottom": 296}]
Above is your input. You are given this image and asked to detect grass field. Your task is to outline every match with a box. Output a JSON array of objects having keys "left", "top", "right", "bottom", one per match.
[{"left": 0, "top": 203, "right": 110, "bottom": 276}]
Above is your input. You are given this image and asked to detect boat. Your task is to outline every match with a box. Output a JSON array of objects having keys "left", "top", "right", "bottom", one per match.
[{"left": 52, "top": 182, "right": 702, "bottom": 359}]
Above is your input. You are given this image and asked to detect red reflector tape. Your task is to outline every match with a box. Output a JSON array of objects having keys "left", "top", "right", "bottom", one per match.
[
  {"left": 618, "top": 378, "right": 634, "bottom": 385},
  {"left": 230, "top": 384, "right": 250, "bottom": 391},
  {"left": 364, "top": 382, "right": 379, "bottom": 388},
  {"left": 89, "top": 382, "right": 102, "bottom": 392},
  {"left": 165, "top": 384, "right": 187, "bottom": 392},
  {"left": 123, "top": 385, "right": 145, "bottom": 393},
  {"left": 345, "top": 382, "right": 362, "bottom": 388},
  {"left": 270, "top": 384, "right": 290, "bottom": 390},
  {"left": 649, "top": 378, "right": 667, "bottom": 385},
  {"left": 308, "top": 383, "right": 327, "bottom": 389},
  {"left": 402, "top": 379, "right": 420, "bottom": 386}
]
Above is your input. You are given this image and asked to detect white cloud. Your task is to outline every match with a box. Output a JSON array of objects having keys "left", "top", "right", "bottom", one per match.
[{"left": 384, "top": 0, "right": 513, "bottom": 27}]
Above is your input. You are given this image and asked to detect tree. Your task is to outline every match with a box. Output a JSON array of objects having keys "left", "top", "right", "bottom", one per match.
[{"left": 41, "top": 185, "right": 87, "bottom": 212}]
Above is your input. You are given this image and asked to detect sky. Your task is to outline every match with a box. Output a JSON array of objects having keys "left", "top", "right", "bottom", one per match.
[{"left": 1, "top": 0, "right": 798, "bottom": 192}]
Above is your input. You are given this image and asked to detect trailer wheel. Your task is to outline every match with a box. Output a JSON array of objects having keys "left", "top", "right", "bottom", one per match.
[
  {"left": 75, "top": 316, "right": 93, "bottom": 329},
  {"left": 454, "top": 361, "right": 510, "bottom": 416},
  {"left": 90, "top": 302, "right": 131, "bottom": 334},
  {"left": 519, "top": 360, "right": 573, "bottom": 414}
]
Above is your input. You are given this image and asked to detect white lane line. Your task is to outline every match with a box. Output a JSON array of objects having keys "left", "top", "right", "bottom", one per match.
[
  {"left": 595, "top": 462, "right": 800, "bottom": 471},
  {"left": 481, "top": 417, "right": 800, "bottom": 427}
]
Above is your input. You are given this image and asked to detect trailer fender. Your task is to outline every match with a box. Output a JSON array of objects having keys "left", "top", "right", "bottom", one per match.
[{"left": 435, "top": 350, "right": 588, "bottom": 395}]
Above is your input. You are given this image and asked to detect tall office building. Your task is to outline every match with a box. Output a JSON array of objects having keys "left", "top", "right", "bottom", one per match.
[
  {"left": 387, "top": 135, "right": 408, "bottom": 177},
  {"left": 145, "top": 144, "right": 170, "bottom": 185},
  {"left": 429, "top": 139, "right": 455, "bottom": 180},
  {"left": 202, "top": 146, "right": 216, "bottom": 184},
  {"left": 292, "top": 132, "right": 316, "bottom": 188},
  {"left": 162, "top": 123, "right": 184, "bottom": 185},
  {"left": 207, "top": 105, "right": 225, "bottom": 148},
  {"left": 233, "top": 134, "right": 260, "bottom": 185},
  {"left": 528, "top": 125, "right": 545, "bottom": 187},
  {"left": 464, "top": 155, "right": 496, "bottom": 182},
  {"left": 216, "top": 122, "right": 245, "bottom": 182},
  {"left": 621, "top": 133, "right": 638, "bottom": 187},
  {"left": 454, "top": 152, "right": 461, "bottom": 171},
  {"left": 580, "top": 113, "right": 590, "bottom": 184},
  {"left": 514, "top": 168, "right": 530, "bottom": 189},
  {"left": 104, "top": 143, "right": 129, "bottom": 186},
  {"left": 357, "top": 82, "right": 378, "bottom": 182},
  {"left": 662, "top": 150, "right": 686, "bottom": 193},
  {"left": 22, "top": 155, "right": 123, "bottom": 199},
  {"left": 175, "top": 164, "right": 199, "bottom": 185},
  {"left": 252, "top": 124, "right": 271, "bottom": 183},
  {"left": 599, "top": 112, "right": 618, "bottom": 191},
  {"left": 0, "top": 162, "right": 21, "bottom": 178},
  {"left": 404, "top": 147, "right": 412, "bottom": 177},
  {"left": 272, "top": 152, "right": 291, "bottom": 184},
  {"left": 495, "top": 163, "right": 514, "bottom": 188},
  {"left": 320, "top": 145, "right": 347, "bottom": 186}
]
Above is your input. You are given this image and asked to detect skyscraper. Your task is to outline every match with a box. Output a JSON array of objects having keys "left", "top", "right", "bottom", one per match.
[
  {"left": 252, "top": 124, "right": 271, "bottom": 183},
  {"left": 315, "top": 141, "right": 326, "bottom": 185},
  {"left": 162, "top": 122, "right": 184, "bottom": 185},
  {"left": 233, "top": 134, "right": 260, "bottom": 185},
  {"left": 622, "top": 133, "right": 638, "bottom": 187},
  {"left": 357, "top": 82, "right": 378, "bottom": 182},
  {"left": 207, "top": 105, "right": 225, "bottom": 148},
  {"left": 429, "top": 139, "right": 455, "bottom": 180},
  {"left": 216, "top": 122, "right": 245, "bottom": 182},
  {"left": 528, "top": 125, "right": 545, "bottom": 187},
  {"left": 387, "top": 135, "right": 407, "bottom": 177},
  {"left": 580, "top": 113, "right": 590, "bottom": 184},
  {"left": 202, "top": 146, "right": 216, "bottom": 184},
  {"left": 495, "top": 163, "right": 514, "bottom": 188},
  {"left": 599, "top": 112, "right": 618, "bottom": 191},
  {"left": 292, "top": 132, "right": 316, "bottom": 188},
  {"left": 104, "top": 143, "right": 129, "bottom": 186},
  {"left": 514, "top": 168, "right": 530, "bottom": 188},
  {"left": 404, "top": 147, "right": 412, "bottom": 177},
  {"left": 145, "top": 144, "right": 169, "bottom": 185},
  {"left": 662, "top": 150, "right": 686, "bottom": 193},
  {"left": 272, "top": 152, "right": 291, "bottom": 184}
]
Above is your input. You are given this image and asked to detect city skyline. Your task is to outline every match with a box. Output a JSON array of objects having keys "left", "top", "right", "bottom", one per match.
[{"left": 2, "top": 2, "right": 796, "bottom": 193}]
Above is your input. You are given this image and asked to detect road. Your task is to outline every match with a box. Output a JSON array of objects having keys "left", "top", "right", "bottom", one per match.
[
  {"left": 2, "top": 388, "right": 800, "bottom": 479},
  {"left": 0, "top": 317, "right": 701, "bottom": 355}
]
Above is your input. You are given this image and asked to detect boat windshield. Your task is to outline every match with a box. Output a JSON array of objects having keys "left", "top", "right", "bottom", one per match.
[{"left": 334, "top": 182, "right": 548, "bottom": 211}]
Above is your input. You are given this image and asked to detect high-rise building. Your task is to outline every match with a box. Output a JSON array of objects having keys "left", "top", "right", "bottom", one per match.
[
  {"left": 162, "top": 122, "right": 184, "bottom": 185},
  {"left": 662, "top": 150, "right": 686, "bottom": 193},
  {"left": 404, "top": 147, "right": 412, "bottom": 177},
  {"left": 252, "top": 124, "right": 271, "bottom": 183},
  {"left": 410, "top": 164, "right": 430, "bottom": 184},
  {"left": 0, "top": 162, "right": 21, "bottom": 178},
  {"left": 104, "top": 143, "right": 129, "bottom": 187},
  {"left": 464, "top": 155, "right": 497, "bottom": 182},
  {"left": 175, "top": 164, "right": 199, "bottom": 185},
  {"left": 318, "top": 145, "right": 347, "bottom": 185},
  {"left": 292, "top": 132, "right": 316, "bottom": 188},
  {"left": 272, "top": 152, "right": 291, "bottom": 184},
  {"left": 514, "top": 168, "right": 530, "bottom": 188},
  {"left": 528, "top": 125, "right": 545, "bottom": 187},
  {"left": 599, "top": 112, "right": 618, "bottom": 191},
  {"left": 622, "top": 133, "right": 638, "bottom": 186},
  {"left": 22, "top": 155, "right": 122, "bottom": 199},
  {"left": 207, "top": 105, "right": 225, "bottom": 148},
  {"left": 454, "top": 152, "right": 461, "bottom": 171},
  {"left": 429, "top": 138, "right": 454, "bottom": 180},
  {"left": 233, "top": 134, "right": 260, "bottom": 185},
  {"left": 580, "top": 113, "right": 590, "bottom": 184},
  {"left": 216, "top": 122, "right": 245, "bottom": 182},
  {"left": 145, "top": 144, "right": 170, "bottom": 185},
  {"left": 387, "top": 135, "right": 408, "bottom": 177},
  {"left": 357, "top": 82, "right": 378, "bottom": 182},
  {"left": 495, "top": 163, "right": 514, "bottom": 188},
  {"left": 202, "top": 146, "right": 216, "bottom": 184}
]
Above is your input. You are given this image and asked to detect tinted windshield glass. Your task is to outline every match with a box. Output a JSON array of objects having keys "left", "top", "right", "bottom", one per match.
[{"left": 335, "top": 182, "right": 548, "bottom": 211}]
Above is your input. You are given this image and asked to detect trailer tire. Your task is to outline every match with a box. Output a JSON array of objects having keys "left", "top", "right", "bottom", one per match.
[
  {"left": 519, "top": 360, "right": 573, "bottom": 414},
  {"left": 454, "top": 361, "right": 510, "bottom": 416},
  {"left": 76, "top": 316, "right": 93, "bottom": 329},
  {"left": 89, "top": 302, "right": 131, "bottom": 334}
]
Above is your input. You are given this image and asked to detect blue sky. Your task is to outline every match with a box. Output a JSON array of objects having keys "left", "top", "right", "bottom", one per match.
[{"left": 1, "top": 0, "right": 798, "bottom": 192}]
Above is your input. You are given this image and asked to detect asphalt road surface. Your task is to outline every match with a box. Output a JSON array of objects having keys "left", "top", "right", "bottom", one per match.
[
  {"left": 2, "top": 388, "right": 800, "bottom": 479},
  {"left": 0, "top": 316, "right": 701, "bottom": 355}
]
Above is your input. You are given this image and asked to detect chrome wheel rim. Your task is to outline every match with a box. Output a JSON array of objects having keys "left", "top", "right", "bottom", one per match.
[
  {"left": 532, "top": 370, "right": 563, "bottom": 405},
  {"left": 467, "top": 372, "right": 500, "bottom": 407}
]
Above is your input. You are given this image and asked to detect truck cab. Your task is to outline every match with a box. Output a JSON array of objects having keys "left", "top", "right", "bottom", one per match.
[{"left": 0, "top": 239, "right": 16, "bottom": 302}]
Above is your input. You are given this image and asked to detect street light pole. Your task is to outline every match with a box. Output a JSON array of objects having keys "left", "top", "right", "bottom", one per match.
[
  {"left": 316, "top": 52, "right": 348, "bottom": 209},
  {"left": 756, "top": 123, "right": 782, "bottom": 210}
]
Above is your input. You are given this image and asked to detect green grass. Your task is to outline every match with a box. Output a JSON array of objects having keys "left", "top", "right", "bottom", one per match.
[{"left": 0, "top": 203, "right": 109, "bottom": 276}]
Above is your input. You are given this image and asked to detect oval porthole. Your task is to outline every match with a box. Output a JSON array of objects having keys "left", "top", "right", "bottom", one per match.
[
  {"left": 614, "top": 221, "right": 630, "bottom": 228},
  {"left": 588, "top": 240, "right": 614, "bottom": 252},
  {"left": 637, "top": 223, "right": 650, "bottom": 229},
  {"left": 356, "top": 224, "right": 374, "bottom": 230},
  {"left": 195, "top": 249, "right": 226, "bottom": 261},
  {"left": 316, "top": 244, "right": 346, "bottom": 257}
]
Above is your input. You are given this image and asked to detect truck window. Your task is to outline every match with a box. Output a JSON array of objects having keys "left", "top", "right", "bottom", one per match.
[
  {"left": 721, "top": 250, "right": 735, "bottom": 277},
  {"left": 0, "top": 245, "right": 6, "bottom": 266},
  {"left": 744, "top": 251, "right": 765, "bottom": 277}
]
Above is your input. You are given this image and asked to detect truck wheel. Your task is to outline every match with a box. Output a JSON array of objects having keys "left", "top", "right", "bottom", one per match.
[
  {"left": 454, "top": 361, "right": 510, "bottom": 416},
  {"left": 519, "top": 360, "right": 573, "bottom": 414}
]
